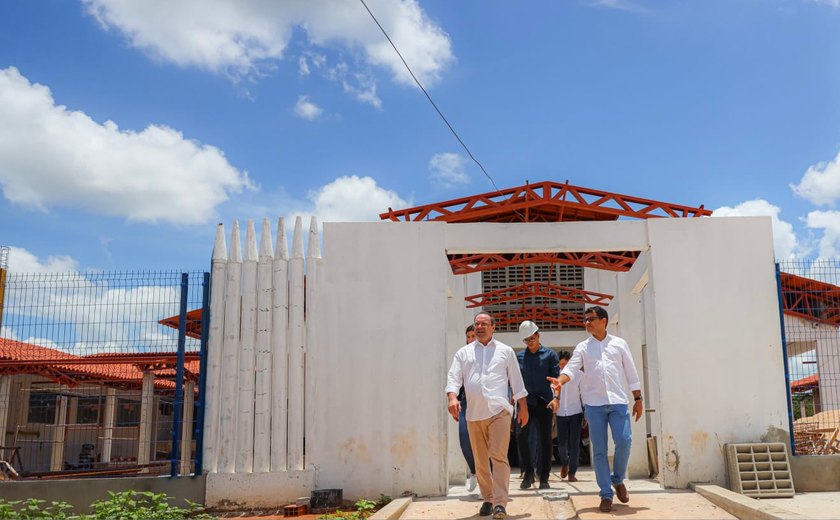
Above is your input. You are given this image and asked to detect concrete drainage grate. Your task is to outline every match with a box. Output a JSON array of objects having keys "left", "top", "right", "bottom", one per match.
[{"left": 724, "top": 442, "right": 795, "bottom": 498}]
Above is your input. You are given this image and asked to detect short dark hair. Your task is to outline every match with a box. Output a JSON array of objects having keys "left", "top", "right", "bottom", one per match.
[
  {"left": 474, "top": 312, "right": 495, "bottom": 325},
  {"left": 584, "top": 306, "right": 608, "bottom": 321},
  {"left": 558, "top": 350, "right": 571, "bottom": 361},
  {"left": 466, "top": 324, "right": 475, "bottom": 334}
]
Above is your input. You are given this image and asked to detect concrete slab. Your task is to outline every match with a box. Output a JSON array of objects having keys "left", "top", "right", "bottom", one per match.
[
  {"left": 771, "top": 492, "right": 840, "bottom": 520},
  {"left": 401, "top": 468, "right": 734, "bottom": 520},
  {"left": 572, "top": 490, "right": 736, "bottom": 519}
]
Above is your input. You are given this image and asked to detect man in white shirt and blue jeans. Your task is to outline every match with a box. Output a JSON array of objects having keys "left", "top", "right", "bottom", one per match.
[
  {"left": 447, "top": 312, "right": 529, "bottom": 520},
  {"left": 548, "top": 306, "right": 642, "bottom": 513}
]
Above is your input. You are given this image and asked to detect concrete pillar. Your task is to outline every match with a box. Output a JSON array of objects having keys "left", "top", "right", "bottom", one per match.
[
  {"left": 304, "top": 216, "right": 321, "bottom": 467},
  {"left": 236, "top": 220, "right": 258, "bottom": 473},
  {"left": 50, "top": 390, "right": 68, "bottom": 471},
  {"left": 137, "top": 372, "right": 155, "bottom": 467},
  {"left": 288, "top": 216, "right": 305, "bottom": 470},
  {"left": 0, "top": 375, "right": 10, "bottom": 447},
  {"left": 219, "top": 221, "right": 242, "bottom": 473},
  {"left": 271, "top": 217, "right": 290, "bottom": 472},
  {"left": 204, "top": 223, "right": 227, "bottom": 473},
  {"left": 100, "top": 387, "right": 117, "bottom": 465},
  {"left": 180, "top": 381, "right": 196, "bottom": 475},
  {"left": 254, "top": 218, "right": 274, "bottom": 472}
]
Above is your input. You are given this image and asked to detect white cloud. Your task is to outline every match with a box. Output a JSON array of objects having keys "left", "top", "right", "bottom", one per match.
[
  {"left": 429, "top": 152, "right": 469, "bottom": 187},
  {"left": 791, "top": 149, "right": 840, "bottom": 206},
  {"left": 82, "top": 0, "right": 454, "bottom": 87},
  {"left": 7, "top": 246, "right": 79, "bottom": 273},
  {"left": 805, "top": 210, "right": 840, "bottom": 259},
  {"left": 293, "top": 95, "right": 323, "bottom": 120},
  {"left": 298, "top": 56, "right": 311, "bottom": 76},
  {"left": 809, "top": 0, "right": 840, "bottom": 8},
  {"left": 0, "top": 67, "right": 253, "bottom": 224},
  {"left": 306, "top": 175, "right": 409, "bottom": 222},
  {"left": 589, "top": 0, "right": 644, "bottom": 12},
  {"left": 712, "top": 199, "right": 804, "bottom": 260}
]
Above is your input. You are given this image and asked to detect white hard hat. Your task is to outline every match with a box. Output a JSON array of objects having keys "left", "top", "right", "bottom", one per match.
[{"left": 519, "top": 320, "right": 539, "bottom": 340}]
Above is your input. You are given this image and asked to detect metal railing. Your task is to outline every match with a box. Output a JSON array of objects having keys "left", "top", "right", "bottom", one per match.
[
  {"left": 0, "top": 270, "right": 209, "bottom": 478},
  {"left": 777, "top": 259, "right": 840, "bottom": 455}
]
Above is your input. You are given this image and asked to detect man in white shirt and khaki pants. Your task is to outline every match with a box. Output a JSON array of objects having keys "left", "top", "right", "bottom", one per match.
[
  {"left": 446, "top": 312, "right": 529, "bottom": 520},
  {"left": 548, "top": 306, "right": 643, "bottom": 513}
]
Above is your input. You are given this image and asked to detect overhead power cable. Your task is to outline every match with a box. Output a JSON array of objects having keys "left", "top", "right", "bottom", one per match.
[{"left": 358, "top": 0, "right": 501, "bottom": 194}]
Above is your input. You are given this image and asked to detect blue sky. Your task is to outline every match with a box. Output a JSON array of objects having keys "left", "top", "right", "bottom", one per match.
[{"left": 2, "top": 0, "right": 840, "bottom": 273}]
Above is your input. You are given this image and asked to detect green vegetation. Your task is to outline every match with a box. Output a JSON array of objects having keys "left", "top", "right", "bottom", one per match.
[
  {"left": 0, "top": 491, "right": 210, "bottom": 520},
  {"left": 318, "top": 494, "right": 392, "bottom": 520}
]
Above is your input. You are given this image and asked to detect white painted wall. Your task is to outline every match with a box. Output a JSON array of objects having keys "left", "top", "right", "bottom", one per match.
[
  {"left": 309, "top": 222, "right": 450, "bottom": 499},
  {"left": 645, "top": 216, "right": 789, "bottom": 488}
]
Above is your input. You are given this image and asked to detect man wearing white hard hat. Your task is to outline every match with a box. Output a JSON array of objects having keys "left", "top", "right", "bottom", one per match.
[{"left": 516, "top": 320, "right": 559, "bottom": 490}]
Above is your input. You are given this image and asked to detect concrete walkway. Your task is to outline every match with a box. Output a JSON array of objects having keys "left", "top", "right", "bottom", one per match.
[{"left": 401, "top": 468, "right": 736, "bottom": 520}]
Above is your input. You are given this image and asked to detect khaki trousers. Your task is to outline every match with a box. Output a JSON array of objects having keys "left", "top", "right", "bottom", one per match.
[{"left": 467, "top": 410, "right": 512, "bottom": 506}]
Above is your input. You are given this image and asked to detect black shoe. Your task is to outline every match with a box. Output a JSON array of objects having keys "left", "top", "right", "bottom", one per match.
[
  {"left": 479, "top": 502, "right": 493, "bottom": 516},
  {"left": 492, "top": 505, "right": 507, "bottom": 519},
  {"left": 539, "top": 480, "right": 550, "bottom": 489},
  {"left": 520, "top": 473, "right": 534, "bottom": 489}
]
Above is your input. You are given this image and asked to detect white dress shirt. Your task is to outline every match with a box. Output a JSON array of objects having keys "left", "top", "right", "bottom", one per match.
[
  {"left": 555, "top": 368, "right": 583, "bottom": 417},
  {"left": 446, "top": 338, "right": 528, "bottom": 421},
  {"left": 560, "top": 333, "right": 641, "bottom": 407}
]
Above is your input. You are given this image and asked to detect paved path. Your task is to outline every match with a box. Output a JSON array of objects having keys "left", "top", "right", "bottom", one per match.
[{"left": 402, "top": 468, "right": 736, "bottom": 519}]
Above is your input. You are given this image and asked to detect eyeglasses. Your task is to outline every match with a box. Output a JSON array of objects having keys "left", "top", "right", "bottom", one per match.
[
  {"left": 582, "top": 316, "right": 604, "bottom": 323},
  {"left": 473, "top": 321, "right": 492, "bottom": 328}
]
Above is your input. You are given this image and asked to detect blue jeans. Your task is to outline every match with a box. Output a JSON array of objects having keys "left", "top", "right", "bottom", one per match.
[
  {"left": 584, "top": 404, "right": 632, "bottom": 500},
  {"left": 556, "top": 413, "right": 583, "bottom": 475},
  {"left": 459, "top": 398, "right": 475, "bottom": 474}
]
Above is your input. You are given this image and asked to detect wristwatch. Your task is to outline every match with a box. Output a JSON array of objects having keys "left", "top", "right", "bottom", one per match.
[{"left": 634, "top": 396, "right": 642, "bottom": 401}]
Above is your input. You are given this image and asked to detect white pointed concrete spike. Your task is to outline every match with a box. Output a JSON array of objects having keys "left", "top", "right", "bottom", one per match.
[
  {"left": 291, "top": 216, "right": 304, "bottom": 259},
  {"left": 212, "top": 223, "right": 227, "bottom": 261},
  {"left": 229, "top": 220, "right": 243, "bottom": 263},
  {"left": 260, "top": 218, "right": 273, "bottom": 259},
  {"left": 275, "top": 217, "right": 289, "bottom": 260},
  {"left": 245, "top": 219, "right": 258, "bottom": 262},
  {"left": 307, "top": 216, "right": 321, "bottom": 258}
]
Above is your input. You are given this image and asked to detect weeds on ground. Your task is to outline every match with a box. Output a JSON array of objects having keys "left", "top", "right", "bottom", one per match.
[
  {"left": 0, "top": 491, "right": 210, "bottom": 520},
  {"left": 318, "top": 494, "right": 392, "bottom": 520}
]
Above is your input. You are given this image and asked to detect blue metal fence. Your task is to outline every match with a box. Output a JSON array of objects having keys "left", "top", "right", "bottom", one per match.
[{"left": 0, "top": 270, "right": 209, "bottom": 478}]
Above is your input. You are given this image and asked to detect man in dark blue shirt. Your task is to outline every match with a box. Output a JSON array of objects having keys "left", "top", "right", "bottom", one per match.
[{"left": 516, "top": 321, "right": 560, "bottom": 489}]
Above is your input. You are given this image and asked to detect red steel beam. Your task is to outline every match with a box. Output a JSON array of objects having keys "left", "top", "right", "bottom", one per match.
[
  {"left": 465, "top": 282, "right": 613, "bottom": 308},
  {"left": 780, "top": 272, "right": 840, "bottom": 326},
  {"left": 494, "top": 307, "right": 585, "bottom": 328},
  {"left": 380, "top": 180, "right": 711, "bottom": 222},
  {"left": 449, "top": 251, "right": 638, "bottom": 275}
]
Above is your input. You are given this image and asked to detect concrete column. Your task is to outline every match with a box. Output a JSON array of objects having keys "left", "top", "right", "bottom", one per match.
[
  {"left": 236, "top": 220, "right": 258, "bottom": 473},
  {"left": 50, "top": 391, "right": 68, "bottom": 471},
  {"left": 287, "top": 216, "right": 305, "bottom": 470},
  {"left": 100, "top": 387, "right": 117, "bottom": 465},
  {"left": 254, "top": 218, "right": 274, "bottom": 472},
  {"left": 0, "top": 375, "right": 10, "bottom": 447},
  {"left": 271, "top": 217, "right": 290, "bottom": 472},
  {"left": 204, "top": 223, "right": 228, "bottom": 473},
  {"left": 137, "top": 372, "right": 155, "bottom": 467},
  {"left": 304, "top": 216, "right": 321, "bottom": 468},
  {"left": 219, "top": 221, "right": 242, "bottom": 474},
  {"left": 180, "top": 382, "right": 196, "bottom": 475}
]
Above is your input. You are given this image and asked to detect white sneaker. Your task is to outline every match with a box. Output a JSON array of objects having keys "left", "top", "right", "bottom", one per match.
[{"left": 466, "top": 473, "right": 477, "bottom": 492}]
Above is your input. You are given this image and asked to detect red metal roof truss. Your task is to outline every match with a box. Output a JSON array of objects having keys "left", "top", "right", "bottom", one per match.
[
  {"left": 380, "top": 181, "right": 711, "bottom": 223},
  {"left": 449, "top": 251, "right": 638, "bottom": 275},
  {"left": 465, "top": 282, "right": 613, "bottom": 309}
]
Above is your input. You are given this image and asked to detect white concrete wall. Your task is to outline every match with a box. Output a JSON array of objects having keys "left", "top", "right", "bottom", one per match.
[
  {"left": 645, "top": 216, "right": 789, "bottom": 488},
  {"left": 309, "top": 222, "right": 450, "bottom": 499}
]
